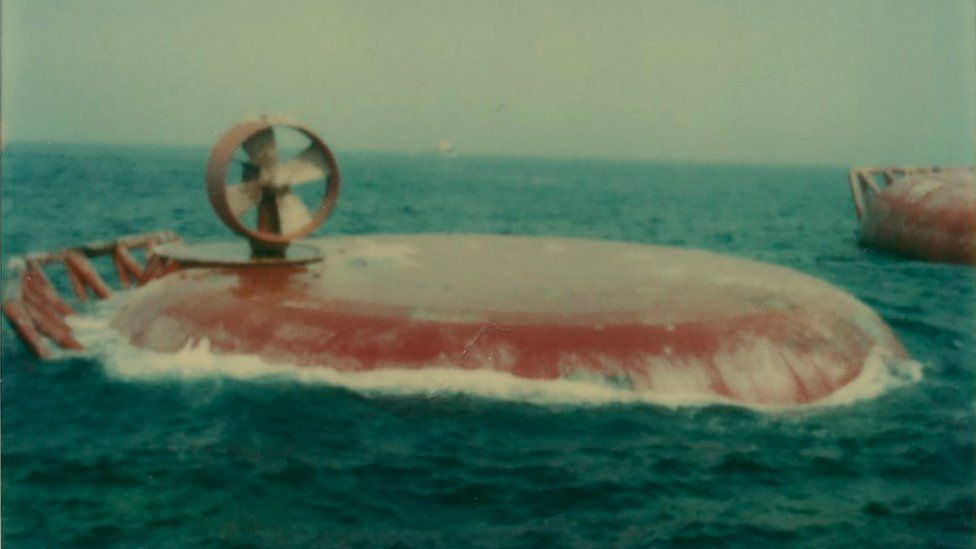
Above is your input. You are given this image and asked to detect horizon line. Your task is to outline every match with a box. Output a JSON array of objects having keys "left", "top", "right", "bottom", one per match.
[{"left": 1, "top": 138, "right": 863, "bottom": 171}]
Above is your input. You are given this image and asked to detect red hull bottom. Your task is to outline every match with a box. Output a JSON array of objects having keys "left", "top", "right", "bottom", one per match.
[
  {"left": 859, "top": 170, "right": 976, "bottom": 265},
  {"left": 112, "top": 235, "right": 906, "bottom": 406}
]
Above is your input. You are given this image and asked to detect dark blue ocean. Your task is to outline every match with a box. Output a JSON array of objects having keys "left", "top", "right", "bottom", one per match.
[{"left": 2, "top": 143, "right": 974, "bottom": 547}]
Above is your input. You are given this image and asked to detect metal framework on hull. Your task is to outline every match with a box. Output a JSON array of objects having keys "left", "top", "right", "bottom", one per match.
[
  {"left": 847, "top": 166, "right": 973, "bottom": 218},
  {"left": 3, "top": 116, "right": 345, "bottom": 357},
  {"left": 3, "top": 231, "right": 181, "bottom": 358}
]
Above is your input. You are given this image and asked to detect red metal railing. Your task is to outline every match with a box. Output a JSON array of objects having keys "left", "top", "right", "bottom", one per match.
[{"left": 3, "top": 231, "right": 181, "bottom": 358}]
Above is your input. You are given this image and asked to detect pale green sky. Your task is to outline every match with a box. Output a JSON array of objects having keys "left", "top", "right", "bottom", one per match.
[{"left": 3, "top": 0, "right": 974, "bottom": 165}]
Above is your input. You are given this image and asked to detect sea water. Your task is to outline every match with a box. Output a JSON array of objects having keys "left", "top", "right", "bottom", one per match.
[{"left": 2, "top": 144, "right": 974, "bottom": 546}]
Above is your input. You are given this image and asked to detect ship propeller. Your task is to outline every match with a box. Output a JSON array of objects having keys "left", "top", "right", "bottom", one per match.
[{"left": 206, "top": 117, "right": 341, "bottom": 257}]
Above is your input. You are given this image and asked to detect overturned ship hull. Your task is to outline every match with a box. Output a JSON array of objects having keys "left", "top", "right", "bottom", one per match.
[
  {"left": 850, "top": 167, "right": 976, "bottom": 265},
  {"left": 110, "top": 234, "right": 906, "bottom": 407}
]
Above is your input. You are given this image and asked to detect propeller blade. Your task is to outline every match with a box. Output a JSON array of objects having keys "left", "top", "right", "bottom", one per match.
[
  {"left": 271, "top": 144, "right": 329, "bottom": 188},
  {"left": 276, "top": 191, "right": 313, "bottom": 234},
  {"left": 226, "top": 180, "right": 263, "bottom": 217},
  {"left": 242, "top": 127, "right": 278, "bottom": 169},
  {"left": 237, "top": 159, "right": 260, "bottom": 180}
]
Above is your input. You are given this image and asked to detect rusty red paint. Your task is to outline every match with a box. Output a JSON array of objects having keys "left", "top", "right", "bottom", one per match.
[
  {"left": 4, "top": 232, "right": 181, "bottom": 356},
  {"left": 3, "top": 300, "right": 51, "bottom": 358},
  {"left": 855, "top": 169, "right": 976, "bottom": 265},
  {"left": 65, "top": 252, "right": 113, "bottom": 300},
  {"left": 22, "top": 265, "right": 74, "bottom": 316},
  {"left": 23, "top": 301, "right": 82, "bottom": 350},
  {"left": 113, "top": 246, "right": 144, "bottom": 288},
  {"left": 111, "top": 235, "right": 905, "bottom": 406}
]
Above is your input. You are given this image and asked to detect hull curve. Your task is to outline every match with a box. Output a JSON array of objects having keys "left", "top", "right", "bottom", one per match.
[
  {"left": 858, "top": 170, "right": 976, "bottom": 265},
  {"left": 112, "top": 235, "right": 906, "bottom": 406}
]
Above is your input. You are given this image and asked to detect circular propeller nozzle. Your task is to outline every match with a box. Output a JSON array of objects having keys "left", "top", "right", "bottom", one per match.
[{"left": 206, "top": 116, "right": 341, "bottom": 258}]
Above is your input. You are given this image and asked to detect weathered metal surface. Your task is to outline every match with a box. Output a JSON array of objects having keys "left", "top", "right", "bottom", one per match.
[
  {"left": 15, "top": 231, "right": 179, "bottom": 265},
  {"left": 154, "top": 241, "right": 323, "bottom": 268},
  {"left": 23, "top": 263, "right": 74, "bottom": 316},
  {"left": 3, "top": 300, "right": 51, "bottom": 358},
  {"left": 113, "top": 246, "right": 144, "bottom": 288},
  {"left": 850, "top": 167, "right": 976, "bottom": 265},
  {"left": 206, "top": 117, "right": 341, "bottom": 257},
  {"left": 112, "top": 234, "right": 906, "bottom": 406},
  {"left": 65, "top": 251, "right": 113, "bottom": 300},
  {"left": 3, "top": 232, "right": 181, "bottom": 356}
]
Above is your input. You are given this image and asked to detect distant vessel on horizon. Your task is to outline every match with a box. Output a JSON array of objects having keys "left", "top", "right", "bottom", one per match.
[{"left": 437, "top": 139, "right": 457, "bottom": 157}]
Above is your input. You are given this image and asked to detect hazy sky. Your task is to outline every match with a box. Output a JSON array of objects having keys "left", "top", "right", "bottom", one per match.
[{"left": 3, "top": 0, "right": 974, "bottom": 165}]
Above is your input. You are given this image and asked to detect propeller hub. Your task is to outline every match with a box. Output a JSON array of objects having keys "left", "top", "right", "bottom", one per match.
[{"left": 267, "top": 166, "right": 293, "bottom": 189}]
